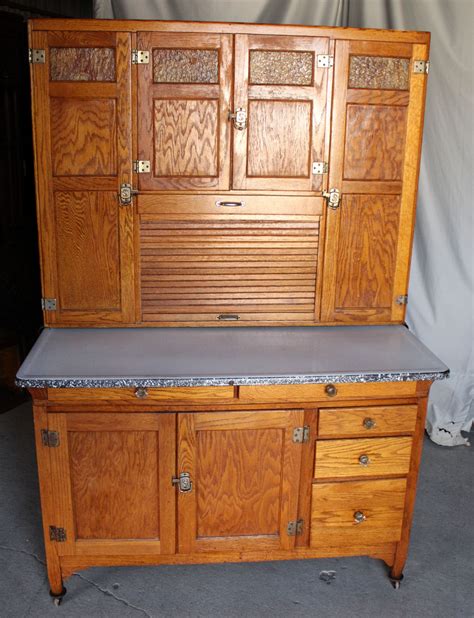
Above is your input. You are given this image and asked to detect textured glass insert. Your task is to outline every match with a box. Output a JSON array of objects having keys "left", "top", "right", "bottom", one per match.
[
  {"left": 349, "top": 56, "right": 410, "bottom": 90},
  {"left": 153, "top": 49, "right": 218, "bottom": 83},
  {"left": 50, "top": 48, "right": 115, "bottom": 82},
  {"left": 249, "top": 50, "right": 313, "bottom": 85}
]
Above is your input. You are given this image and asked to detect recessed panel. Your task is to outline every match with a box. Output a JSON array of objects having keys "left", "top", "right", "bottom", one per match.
[
  {"left": 153, "top": 49, "right": 218, "bottom": 83},
  {"left": 50, "top": 98, "right": 117, "bottom": 176},
  {"left": 50, "top": 47, "right": 116, "bottom": 82},
  {"left": 335, "top": 195, "right": 400, "bottom": 310},
  {"left": 344, "top": 104, "right": 407, "bottom": 180},
  {"left": 69, "top": 430, "right": 159, "bottom": 539},
  {"left": 247, "top": 100, "right": 311, "bottom": 177},
  {"left": 196, "top": 429, "right": 283, "bottom": 537},
  {"left": 249, "top": 50, "right": 313, "bottom": 85},
  {"left": 154, "top": 99, "right": 218, "bottom": 177},
  {"left": 349, "top": 56, "right": 410, "bottom": 90},
  {"left": 55, "top": 192, "right": 121, "bottom": 311}
]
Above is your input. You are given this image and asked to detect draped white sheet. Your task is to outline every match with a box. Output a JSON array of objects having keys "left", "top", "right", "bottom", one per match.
[{"left": 94, "top": 0, "right": 474, "bottom": 446}]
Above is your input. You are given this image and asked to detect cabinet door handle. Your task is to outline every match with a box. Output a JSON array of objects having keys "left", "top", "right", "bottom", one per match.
[
  {"left": 217, "top": 314, "right": 240, "bottom": 321},
  {"left": 359, "top": 454, "right": 370, "bottom": 466},
  {"left": 135, "top": 387, "right": 148, "bottom": 399},
  {"left": 353, "top": 511, "right": 366, "bottom": 524},
  {"left": 215, "top": 201, "right": 245, "bottom": 208},
  {"left": 325, "top": 384, "right": 337, "bottom": 397},
  {"left": 363, "top": 417, "right": 376, "bottom": 429}
]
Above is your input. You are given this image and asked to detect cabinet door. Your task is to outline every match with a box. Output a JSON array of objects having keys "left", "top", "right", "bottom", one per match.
[
  {"left": 232, "top": 35, "right": 330, "bottom": 191},
  {"left": 137, "top": 32, "right": 232, "bottom": 190},
  {"left": 177, "top": 410, "right": 304, "bottom": 553},
  {"left": 46, "top": 413, "right": 175, "bottom": 556},
  {"left": 321, "top": 40, "right": 429, "bottom": 323},
  {"left": 30, "top": 31, "right": 135, "bottom": 325}
]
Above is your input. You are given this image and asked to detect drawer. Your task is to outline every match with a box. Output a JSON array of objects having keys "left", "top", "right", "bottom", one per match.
[
  {"left": 47, "top": 386, "right": 235, "bottom": 404},
  {"left": 318, "top": 405, "right": 418, "bottom": 437},
  {"left": 310, "top": 478, "right": 407, "bottom": 548},
  {"left": 138, "top": 194, "right": 323, "bottom": 216},
  {"left": 314, "top": 437, "right": 412, "bottom": 479}
]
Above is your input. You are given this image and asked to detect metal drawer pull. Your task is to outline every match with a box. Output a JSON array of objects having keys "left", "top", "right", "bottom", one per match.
[
  {"left": 135, "top": 387, "right": 148, "bottom": 399},
  {"left": 215, "top": 201, "right": 245, "bottom": 208},
  {"left": 325, "top": 384, "right": 337, "bottom": 397},
  {"left": 359, "top": 454, "right": 370, "bottom": 466},
  {"left": 363, "top": 417, "right": 376, "bottom": 429},
  {"left": 217, "top": 314, "right": 240, "bottom": 321},
  {"left": 353, "top": 511, "right": 366, "bottom": 524}
]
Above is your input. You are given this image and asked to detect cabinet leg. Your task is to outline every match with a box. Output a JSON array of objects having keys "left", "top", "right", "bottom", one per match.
[
  {"left": 49, "top": 586, "right": 67, "bottom": 606},
  {"left": 388, "top": 571, "right": 404, "bottom": 590}
]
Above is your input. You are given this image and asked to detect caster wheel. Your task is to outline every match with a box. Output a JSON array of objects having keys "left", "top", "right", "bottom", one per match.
[
  {"left": 50, "top": 586, "right": 67, "bottom": 607},
  {"left": 389, "top": 574, "right": 404, "bottom": 590}
]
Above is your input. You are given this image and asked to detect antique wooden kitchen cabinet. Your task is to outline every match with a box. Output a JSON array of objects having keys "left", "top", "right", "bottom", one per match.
[{"left": 20, "top": 18, "right": 448, "bottom": 605}]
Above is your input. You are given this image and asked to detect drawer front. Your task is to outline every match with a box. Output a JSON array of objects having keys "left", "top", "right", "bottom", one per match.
[
  {"left": 318, "top": 405, "right": 418, "bottom": 437},
  {"left": 47, "top": 386, "right": 235, "bottom": 404},
  {"left": 310, "top": 478, "right": 407, "bottom": 548},
  {"left": 314, "top": 437, "right": 413, "bottom": 479}
]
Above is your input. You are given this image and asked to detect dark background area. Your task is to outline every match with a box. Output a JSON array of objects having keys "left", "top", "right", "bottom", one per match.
[{"left": 0, "top": 0, "right": 93, "bottom": 411}]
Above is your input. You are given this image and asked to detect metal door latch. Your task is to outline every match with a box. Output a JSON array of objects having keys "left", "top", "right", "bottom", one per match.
[
  {"left": 172, "top": 472, "right": 193, "bottom": 493},
  {"left": 322, "top": 188, "right": 341, "bottom": 210},
  {"left": 229, "top": 108, "right": 247, "bottom": 130},
  {"left": 119, "top": 183, "right": 138, "bottom": 206}
]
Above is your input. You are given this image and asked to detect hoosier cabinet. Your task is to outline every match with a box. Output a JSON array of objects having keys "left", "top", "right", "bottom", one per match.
[{"left": 19, "top": 18, "right": 448, "bottom": 604}]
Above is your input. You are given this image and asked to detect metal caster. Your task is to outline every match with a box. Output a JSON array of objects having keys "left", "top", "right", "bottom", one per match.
[
  {"left": 50, "top": 587, "right": 67, "bottom": 606},
  {"left": 389, "top": 574, "right": 404, "bottom": 590}
]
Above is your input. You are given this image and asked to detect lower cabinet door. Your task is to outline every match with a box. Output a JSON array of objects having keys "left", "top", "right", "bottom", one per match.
[
  {"left": 46, "top": 412, "right": 176, "bottom": 556},
  {"left": 177, "top": 410, "right": 304, "bottom": 553}
]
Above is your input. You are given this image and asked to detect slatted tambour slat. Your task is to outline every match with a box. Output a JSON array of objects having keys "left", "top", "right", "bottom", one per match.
[{"left": 140, "top": 220, "right": 320, "bottom": 322}]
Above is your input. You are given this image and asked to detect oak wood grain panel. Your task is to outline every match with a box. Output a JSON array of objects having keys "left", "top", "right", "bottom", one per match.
[
  {"left": 318, "top": 405, "right": 418, "bottom": 437},
  {"left": 54, "top": 192, "right": 120, "bottom": 311},
  {"left": 247, "top": 100, "right": 311, "bottom": 178},
  {"left": 310, "top": 479, "right": 407, "bottom": 547},
  {"left": 48, "top": 386, "right": 235, "bottom": 403},
  {"left": 314, "top": 437, "right": 413, "bottom": 479},
  {"left": 154, "top": 99, "right": 218, "bottom": 177},
  {"left": 344, "top": 104, "right": 407, "bottom": 181},
  {"left": 50, "top": 98, "right": 117, "bottom": 176},
  {"left": 334, "top": 195, "right": 400, "bottom": 310},
  {"left": 69, "top": 430, "right": 159, "bottom": 539},
  {"left": 346, "top": 89, "right": 409, "bottom": 106},
  {"left": 50, "top": 47, "right": 116, "bottom": 81}
]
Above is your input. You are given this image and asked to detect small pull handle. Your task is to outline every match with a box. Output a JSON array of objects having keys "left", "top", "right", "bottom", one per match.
[
  {"left": 135, "top": 387, "right": 148, "bottom": 399},
  {"left": 217, "top": 314, "right": 240, "bottom": 321},
  {"left": 359, "top": 454, "right": 370, "bottom": 466},
  {"left": 325, "top": 384, "right": 337, "bottom": 397},
  {"left": 363, "top": 417, "right": 376, "bottom": 430},
  {"left": 215, "top": 200, "right": 245, "bottom": 208},
  {"left": 354, "top": 511, "right": 366, "bottom": 524}
]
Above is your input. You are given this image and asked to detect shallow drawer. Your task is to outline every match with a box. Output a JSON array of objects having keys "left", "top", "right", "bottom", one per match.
[
  {"left": 47, "top": 386, "right": 235, "bottom": 404},
  {"left": 138, "top": 194, "right": 323, "bottom": 216},
  {"left": 318, "top": 405, "right": 418, "bottom": 437},
  {"left": 310, "top": 478, "right": 407, "bottom": 548},
  {"left": 314, "top": 436, "right": 412, "bottom": 479}
]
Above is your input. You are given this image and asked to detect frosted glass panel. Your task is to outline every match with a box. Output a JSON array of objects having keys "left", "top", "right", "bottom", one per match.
[
  {"left": 50, "top": 48, "right": 115, "bottom": 81},
  {"left": 153, "top": 49, "right": 218, "bottom": 83},
  {"left": 349, "top": 56, "right": 410, "bottom": 90},
  {"left": 249, "top": 51, "right": 313, "bottom": 86}
]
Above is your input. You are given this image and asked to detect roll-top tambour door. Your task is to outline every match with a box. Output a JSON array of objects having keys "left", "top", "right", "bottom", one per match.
[{"left": 140, "top": 218, "right": 322, "bottom": 323}]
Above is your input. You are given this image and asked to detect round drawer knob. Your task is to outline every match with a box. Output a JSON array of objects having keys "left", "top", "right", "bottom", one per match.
[
  {"left": 135, "top": 387, "right": 148, "bottom": 399},
  {"left": 363, "top": 417, "right": 376, "bottom": 430},
  {"left": 354, "top": 511, "right": 366, "bottom": 524},
  {"left": 359, "top": 454, "right": 370, "bottom": 466},
  {"left": 325, "top": 384, "right": 337, "bottom": 397}
]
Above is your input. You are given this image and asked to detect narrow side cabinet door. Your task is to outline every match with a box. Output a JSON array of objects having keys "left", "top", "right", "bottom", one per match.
[
  {"left": 30, "top": 31, "right": 135, "bottom": 325},
  {"left": 232, "top": 34, "right": 330, "bottom": 191},
  {"left": 136, "top": 32, "right": 232, "bottom": 190},
  {"left": 46, "top": 413, "right": 176, "bottom": 556},
  {"left": 321, "top": 40, "right": 429, "bottom": 323},
  {"left": 177, "top": 410, "right": 304, "bottom": 554}
]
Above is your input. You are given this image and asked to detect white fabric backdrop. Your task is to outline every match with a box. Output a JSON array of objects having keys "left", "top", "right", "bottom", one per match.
[{"left": 94, "top": 0, "right": 474, "bottom": 446}]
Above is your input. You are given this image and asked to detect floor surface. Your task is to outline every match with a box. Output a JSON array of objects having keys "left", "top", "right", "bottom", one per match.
[{"left": 0, "top": 401, "right": 472, "bottom": 618}]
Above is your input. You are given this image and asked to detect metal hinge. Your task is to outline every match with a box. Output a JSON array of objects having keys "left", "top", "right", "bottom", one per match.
[
  {"left": 287, "top": 520, "right": 304, "bottom": 536},
  {"left": 312, "top": 161, "right": 328, "bottom": 175},
  {"left": 41, "top": 298, "right": 57, "bottom": 311},
  {"left": 29, "top": 48, "right": 45, "bottom": 64},
  {"left": 119, "top": 183, "right": 138, "bottom": 206},
  {"left": 41, "top": 429, "right": 60, "bottom": 447},
  {"left": 292, "top": 426, "right": 310, "bottom": 443},
  {"left": 131, "top": 50, "right": 150, "bottom": 64},
  {"left": 133, "top": 160, "right": 151, "bottom": 173},
  {"left": 413, "top": 60, "right": 429, "bottom": 74},
  {"left": 49, "top": 526, "right": 67, "bottom": 542},
  {"left": 317, "top": 54, "right": 334, "bottom": 68},
  {"left": 396, "top": 294, "right": 408, "bottom": 305},
  {"left": 322, "top": 188, "right": 341, "bottom": 210}
]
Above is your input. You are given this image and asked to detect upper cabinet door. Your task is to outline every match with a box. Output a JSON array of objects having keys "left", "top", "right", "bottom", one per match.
[
  {"left": 321, "top": 40, "right": 429, "bottom": 323},
  {"left": 137, "top": 33, "right": 232, "bottom": 190},
  {"left": 30, "top": 30, "right": 135, "bottom": 325},
  {"left": 232, "top": 35, "right": 330, "bottom": 192}
]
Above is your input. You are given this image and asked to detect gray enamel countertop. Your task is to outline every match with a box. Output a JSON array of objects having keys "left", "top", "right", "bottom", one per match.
[{"left": 16, "top": 326, "right": 449, "bottom": 388}]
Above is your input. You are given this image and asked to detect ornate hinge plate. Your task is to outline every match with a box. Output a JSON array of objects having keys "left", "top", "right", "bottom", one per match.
[
  {"left": 132, "top": 50, "right": 150, "bottom": 64},
  {"left": 41, "top": 429, "right": 60, "bottom": 447},
  {"left": 413, "top": 60, "right": 429, "bottom": 74},
  {"left": 29, "top": 49, "right": 45, "bottom": 63},
  {"left": 292, "top": 426, "right": 310, "bottom": 443},
  {"left": 287, "top": 520, "right": 304, "bottom": 536},
  {"left": 49, "top": 526, "right": 67, "bottom": 542}
]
